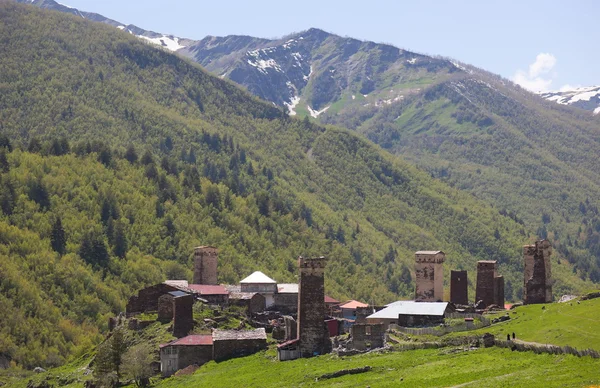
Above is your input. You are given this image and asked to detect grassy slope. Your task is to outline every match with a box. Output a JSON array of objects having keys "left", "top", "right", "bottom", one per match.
[
  {"left": 454, "top": 297, "right": 600, "bottom": 350},
  {"left": 155, "top": 347, "right": 599, "bottom": 388}
]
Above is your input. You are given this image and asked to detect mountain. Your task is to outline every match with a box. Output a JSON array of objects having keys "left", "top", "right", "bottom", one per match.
[
  {"left": 539, "top": 86, "right": 600, "bottom": 114},
  {"left": 180, "top": 30, "right": 600, "bottom": 282},
  {"left": 4, "top": 2, "right": 589, "bottom": 369},
  {"left": 14, "top": 0, "right": 196, "bottom": 51}
]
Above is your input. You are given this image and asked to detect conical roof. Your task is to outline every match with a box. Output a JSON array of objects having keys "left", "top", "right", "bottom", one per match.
[{"left": 240, "top": 271, "right": 277, "bottom": 284}]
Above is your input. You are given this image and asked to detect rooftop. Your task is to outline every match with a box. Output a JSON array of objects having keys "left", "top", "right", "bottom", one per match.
[
  {"left": 187, "top": 284, "right": 229, "bottom": 295},
  {"left": 160, "top": 334, "right": 213, "bottom": 348},
  {"left": 229, "top": 292, "right": 259, "bottom": 300},
  {"left": 415, "top": 250, "right": 444, "bottom": 255},
  {"left": 213, "top": 328, "right": 267, "bottom": 341},
  {"left": 277, "top": 283, "right": 298, "bottom": 293},
  {"left": 368, "top": 301, "right": 449, "bottom": 319},
  {"left": 164, "top": 280, "right": 189, "bottom": 288},
  {"left": 325, "top": 295, "right": 339, "bottom": 304},
  {"left": 478, "top": 260, "right": 498, "bottom": 264},
  {"left": 168, "top": 290, "right": 189, "bottom": 298},
  {"left": 240, "top": 271, "right": 277, "bottom": 284},
  {"left": 339, "top": 300, "right": 369, "bottom": 309}
]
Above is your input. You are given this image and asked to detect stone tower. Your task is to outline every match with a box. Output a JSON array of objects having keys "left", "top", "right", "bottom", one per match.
[
  {"left": 475, "top": 261, "right": 504, "bottom": 308},
  {"left": 524, "top": 239, "right": 552, "bottom": 304},
  {"left": 450, "top": 270, "right": 468, "bottom": 305},
  {"left": 193, "top": 246, "right": 218, "bottom": 285},
  {"left": 297, "top": 256, "right": 330, "bottom": 357},
  {"left": 414, "top": 251, "right": 445, "bottom": 302}
]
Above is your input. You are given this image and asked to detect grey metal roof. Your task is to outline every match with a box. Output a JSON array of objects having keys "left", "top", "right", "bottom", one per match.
[
  {"left": 367, "top": 301, "right": 448, "bottom": 319},
  {"left": 168, "top": 290, "right": 189, "bottom": 298},
  {"left": 415, "top": 250, "right": 443, "bottom": 255},
  {"left": 240, "top": 271, "right": 277, "bottom": 284}
]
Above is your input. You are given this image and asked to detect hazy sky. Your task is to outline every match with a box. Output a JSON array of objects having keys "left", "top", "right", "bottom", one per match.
[{"left": 62, "top": 0, "right": 598, "bottom": 92}]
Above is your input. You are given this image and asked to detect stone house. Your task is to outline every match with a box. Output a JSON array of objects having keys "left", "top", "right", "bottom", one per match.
[
  {"left": 159, "top": 335, "right": 213, "bottom": 377},
  {"left": 366, "top": 301, "right": 453, "bottom": 328},
  {"left": 228, "top": 291, "right": 266, "bottom": 315},
  {"left": 338, "top": 300, "right": 369, "bottom": 329},
  {"left": 240, "top": 271, "right": 278, "bottom": 307},
  {"left": 212, "top": 328, "right": 267, "bottom": 361},
  {"left": 273, "top": 283, "right": 298, "bottom": 312},
  {"left": 126, "top": 283, "right": 181, "bottom": 316}
]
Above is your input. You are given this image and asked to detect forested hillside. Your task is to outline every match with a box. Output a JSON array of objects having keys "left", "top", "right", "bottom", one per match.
[{"left": 0, "top": 2, "right": 591, "bottom": 369}]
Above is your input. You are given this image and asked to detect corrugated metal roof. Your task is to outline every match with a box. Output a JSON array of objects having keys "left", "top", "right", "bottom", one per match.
[
  {"left": 212, "top": 328, "right": 267, "bottom": 341},
  {"left": 277, "top": 283, "right": 298, "bottom": 293},
  {"left": 368, "top": 301, "right": 448, "bottom": 319},
  {"left": 478, "top": 260, "right": 497, "bottom": 264},
  {"left": 325, "top": 295, "right": 339, "bottom": 304},
  {"left": 339, "top": 300, "right": 368, "bottom": 309},
  {"left": 160, "top": 334, "right": 213, "bottom": 348},
  {"left": 168, "top": 290, "right": 189, "bottom": 298},
  {"left": 187, "top": 284, "right": 229, "bottom": 295},
  {"left": 240, "top": 271, "right": 277, "bottom": 284},
  {"left": 415, "top": 250, "right": 443, "bottom": 255}
]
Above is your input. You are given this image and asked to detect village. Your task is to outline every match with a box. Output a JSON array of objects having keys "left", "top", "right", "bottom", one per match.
[{"left": 117, "top": 240, "right": 554, "bottom": 377}]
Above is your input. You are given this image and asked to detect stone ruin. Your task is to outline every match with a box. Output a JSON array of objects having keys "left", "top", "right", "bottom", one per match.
[
  {"left": 450, "top": 270, "right": 468, "bottom": 305},
  {"left": 350, "top": 323, "right": 385, "bottom": 351},
  {"left": 523, "top": 239, "right": 552, "bottom": 304},
  {"left": 414, "top": 251, "right": 445, "bottom": 302},
  {"left": 475, "top": 261, "right": 504, "bottom": 309},
  {"left": 297, "top": 256, "right": 331, "bottom": 357},
  {"left": 193, "top": 246, "right": 218, "bottom": 285},
  {"left": 157, "top": 291, "right": 194, "bottom": 338}
]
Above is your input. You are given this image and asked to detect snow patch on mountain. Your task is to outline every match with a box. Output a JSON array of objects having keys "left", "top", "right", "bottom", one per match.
[
  {"left": 307, "top": 104, "right": 330, "bottom": 118},
  {"left": 138, "top": 35, "right": 185, "bottom": 51},
  {"left": 539, "top": 86, "right": 600, "bottom": 114}
]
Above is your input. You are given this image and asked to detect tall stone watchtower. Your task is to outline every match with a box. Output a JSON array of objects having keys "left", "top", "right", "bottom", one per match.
[
  {"left": 193, "top": 246, "right": 218, "bottom": 285},
  {"left": 450, "top": 270, "right": 468, "bottom": 305},
  {"left": 297, "top": 256, "right": 330, "bottom": 357},
  {"left": 523, "top": 239, "right": 552, "bottom": 304},
  {"left": 414, "top": 251, "right": 445, "bottom": 302}
]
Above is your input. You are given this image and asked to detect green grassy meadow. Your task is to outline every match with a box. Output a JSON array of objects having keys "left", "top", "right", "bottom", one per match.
[{"left": 156, "top": 346, "right": 600, "bottom": 388}]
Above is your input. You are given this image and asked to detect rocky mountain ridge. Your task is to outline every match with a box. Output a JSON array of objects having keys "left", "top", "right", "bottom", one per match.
[{"left": 539, "top": 86, "right": 600, "bottom": 114}]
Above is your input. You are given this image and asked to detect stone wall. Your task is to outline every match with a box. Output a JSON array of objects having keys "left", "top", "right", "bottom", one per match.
[
  {"left": 213, "top": 338, "right": 267, "bottom": 361},
  {"left": 494, "top": 275, "right": 505, "bottom": 307},
  {"left": 397, "top": 314, "right": 444, "bottom": 327},
  {"left": 355, "top": 306, "right": 374, "bottom": 324},
  {"left": 173, "top": 294, "right": 194, "bottom": 338},
  {"left": 126, "top": 283, "right": 178, "bottom": 316},
  {"left": 351, "top": 323, "right": 385, "bottom": 350},
  {"left": 450, "top": 270, "right": 468, "bottom": 305},
  {"left": 297, "top": 256, "right": 331, "bottom": 357},
  {"left": 161, "top": 344, "right": 213, "bottom": 377},
  {"left": 193, "top": 246, "right": 218, "bottom": 285},
  {"left": 284, "top": 316, "right": 297, "bottom": 341},
  {"left": 414, "top": 251, "right": 445, "bottom": 302},
  {"left": 524, "top": 240, "right": 552, "bottom": 304},
  {"left": 274, "top": 293, "right": 298, "bottom": 313},
  {"left": 475, "top": 261, "right": 497, "bottom": 308},
  {"left": 158, "top": 294, "right": 174, "bottom": 323}
]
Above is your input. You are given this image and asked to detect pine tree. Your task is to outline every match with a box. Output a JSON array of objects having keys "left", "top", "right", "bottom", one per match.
[
  {"left": 113, "top": 221, "right": 127, "bottom": 259},
  {"left": 50, "top": 217, "right": 67, "bottom": 255},
  {"left": 124, "top": 145, "right": 138, "bottom": 164},
  {"left": 28, "top": 179, "right": 50, "bottom": 210},
  {"left": 0, "top": 148, "right": 8, "bottom": 173}
]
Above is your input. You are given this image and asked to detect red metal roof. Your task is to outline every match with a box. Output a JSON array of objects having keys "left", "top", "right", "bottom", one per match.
[
  {"left": 160, "top": 335, "right": 213, "bottom": 348},
  {"left": 187, "top": 284, "right": 229, "bottom": 295},
  {"left": 339, "top": 300, "right": 368, "bottom": 309},
  {"left": 277, "top": 338, "right": 300, "bottom": 348},
  {"left": 324, "top": 295, "right": 339, "bottom": 304}
]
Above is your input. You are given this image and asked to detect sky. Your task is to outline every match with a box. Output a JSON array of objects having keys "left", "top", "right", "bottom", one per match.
[{"left": 61, "top": 0, "right": 598, "bottom": 92}]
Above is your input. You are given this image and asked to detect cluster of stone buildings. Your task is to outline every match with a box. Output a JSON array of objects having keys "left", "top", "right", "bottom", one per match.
[{"left": 124, "top": 239, "right": 554, "bottom": 376}]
